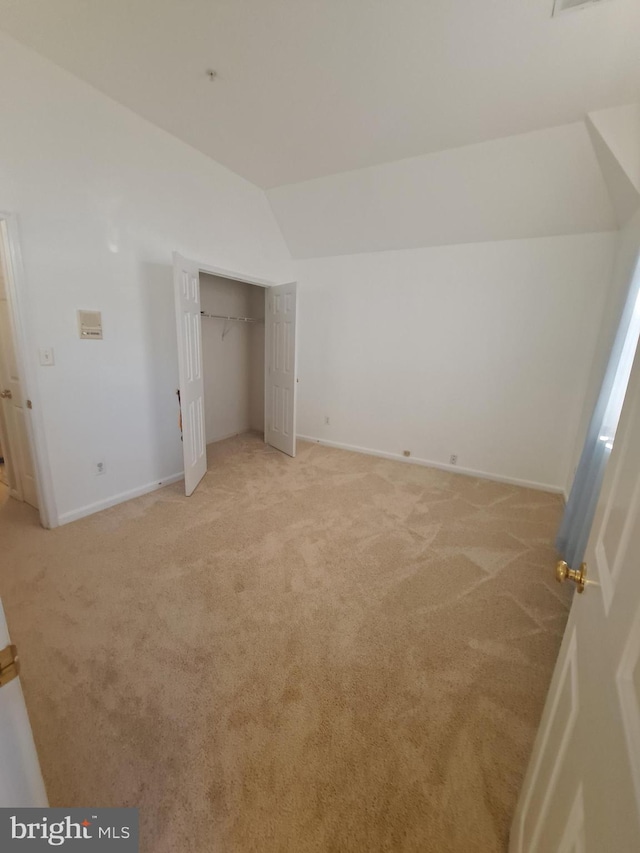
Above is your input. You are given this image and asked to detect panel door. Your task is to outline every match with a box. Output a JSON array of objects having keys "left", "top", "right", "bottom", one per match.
[
  {"left": 265, "top": 282, "right": 297, "bottom": 457},
  {"left": 510, "top": 346, "right": 640, "bottom": 851},
  {"left": 173, "top": 253, "right": 206, "bottom": 496}
]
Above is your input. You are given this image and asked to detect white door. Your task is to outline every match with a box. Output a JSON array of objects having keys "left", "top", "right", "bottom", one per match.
[
  {"left": 265, "top": 282, "right": 297, "bottom": 457},
  {"left": 0, "top": 245, "right": 38, "bottom": 509},
  {"left": 173, "top": 253, "right": 207, "bottom": 496},
  {"left": 510, "top": 347, "right": 640, "bottom": 851},
  {"left": 0, "top": 598, "right": 47, "bottom": 807}
]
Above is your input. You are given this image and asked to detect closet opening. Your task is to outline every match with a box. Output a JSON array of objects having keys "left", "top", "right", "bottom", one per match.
[
  {"left": 200, "top": 273, "right": 266, "bottom": 448},
  {"left": 172, "top": 254, "right": 297, "bottom": 496}
]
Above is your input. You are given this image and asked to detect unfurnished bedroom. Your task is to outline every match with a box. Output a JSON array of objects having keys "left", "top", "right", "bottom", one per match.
[{"left": 1, "top": 2, "right": 640, "bottom": 852}]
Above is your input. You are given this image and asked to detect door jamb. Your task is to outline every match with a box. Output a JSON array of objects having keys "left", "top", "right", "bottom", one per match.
[
  {"left": 196, "top": 260, "right": 275, "bottom": 290},
  {"left": 0, "top": 212, "right": 57, "bottom": 528}
]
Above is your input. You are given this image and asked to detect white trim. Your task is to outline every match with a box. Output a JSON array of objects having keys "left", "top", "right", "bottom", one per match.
[
  {"left": 57, "top": 472, "right": 184, "bottom": 526},
  {"left": 0, "top": 212, "right": 57, "bottom": 528},
  {"left": 197, "top": 261, "right": 275, "bottom": 289},
  {"left": 297, "top": 435, "right": 564, "bottom": 495}
]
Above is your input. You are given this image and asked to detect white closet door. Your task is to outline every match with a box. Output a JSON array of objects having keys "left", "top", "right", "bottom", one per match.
[
  {"left": 265, "top": 282, "right": 297, "bottom": 457},
  {"left": 173, "top": 253, "right": 207, "bottom": 496},
  {"left": 510, "top": 341, "right": 640, "bottom": 851}
]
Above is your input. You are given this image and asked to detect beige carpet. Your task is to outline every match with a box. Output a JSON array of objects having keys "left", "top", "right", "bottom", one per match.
[{"left": 0, "top": 434, "right": 571, "bottom": 852}]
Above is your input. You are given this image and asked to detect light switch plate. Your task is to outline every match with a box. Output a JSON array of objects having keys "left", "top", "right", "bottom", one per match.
[{"left": 39, "top": 347, "right": 54, "bottom": 366}]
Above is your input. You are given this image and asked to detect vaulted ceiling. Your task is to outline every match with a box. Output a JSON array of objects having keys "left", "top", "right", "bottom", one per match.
[{"left": 1, "top": 0, "right": 639, "bottom": 188}]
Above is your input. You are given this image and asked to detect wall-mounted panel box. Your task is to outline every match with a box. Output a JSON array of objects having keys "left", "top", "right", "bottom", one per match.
[{"left": 78, "top": 310, "right": 103, "bottom": 340}]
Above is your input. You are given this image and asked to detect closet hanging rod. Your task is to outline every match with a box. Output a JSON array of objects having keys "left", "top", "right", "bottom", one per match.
[{"left": 200, "top": 312, "right": 262, "bottom": 323}]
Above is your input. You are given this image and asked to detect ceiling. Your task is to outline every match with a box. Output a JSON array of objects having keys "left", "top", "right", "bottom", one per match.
[{"left": 1, "top": 0, "right": 639, "bottom": 188}]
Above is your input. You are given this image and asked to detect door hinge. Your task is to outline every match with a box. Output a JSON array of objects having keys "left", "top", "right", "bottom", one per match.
[
  {"left": 26, "top": 399, "right": 32, "bottom": 409},
  {"left": 0, "top": 644, "right": 20, "bottom": 687}
]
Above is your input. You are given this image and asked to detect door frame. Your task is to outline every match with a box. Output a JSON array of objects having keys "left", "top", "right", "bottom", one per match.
[
  {"left": 196, "top": 260, "right": 276, "bottom": 291},
  {"left": 0, "top": 212, "right": 56, "bottom": 528},
  {"left": 173, "top": 254, "right": 284, "bottom": 471}
]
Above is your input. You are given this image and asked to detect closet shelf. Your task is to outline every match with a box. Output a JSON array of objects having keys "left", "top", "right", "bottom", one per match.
[
  {"left": 201, "top": 311, "right": 263, "bottom": 340},
  {"left": 201, "top": 312, "right": 262, "bottom": 323}
]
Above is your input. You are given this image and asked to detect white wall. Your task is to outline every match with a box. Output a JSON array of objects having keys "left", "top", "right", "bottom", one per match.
[
  {"left": 0, "top": 32, "right": 292, "bottom": 524},
  {"left": 268, "top": 123, "right": 615, "bottom": 259},
  {"left": 587, "top": 104, "right": 640, "bottom": 229},
  {"left": 296, "top": 233, "right": 616, "bottom": 492},
  {"left": 0, "top": 29, "right": 624, "bottom": 520},
  {"left": 588, "top": 104, "right": 640, "bottom": 194},
  {"left": 200, "top": 274, "right": 264, "bottom": 443}
]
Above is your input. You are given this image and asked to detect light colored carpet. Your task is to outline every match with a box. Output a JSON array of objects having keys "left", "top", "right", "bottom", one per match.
[{"left": 0, "top": 434, "right": 571, "bottom": 852}]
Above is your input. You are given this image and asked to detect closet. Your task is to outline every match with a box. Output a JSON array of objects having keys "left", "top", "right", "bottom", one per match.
[
  {"left": 173, "top": 253, "right": 297, "bottom": 496},
  {"left": 199, "top": 273, "right": 265, "bottom": 445}
]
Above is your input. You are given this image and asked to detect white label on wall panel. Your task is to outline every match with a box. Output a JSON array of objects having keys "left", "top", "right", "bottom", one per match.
[{"left": 78, "top": 310, "right": 103, "bottom": 340}]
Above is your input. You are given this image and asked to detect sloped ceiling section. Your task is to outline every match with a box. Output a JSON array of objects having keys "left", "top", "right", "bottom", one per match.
[
  {"left": 267, "top": 122, "right": 616, "bottom": 259},
  {"left": 0, "top": 0, "right": 639, "bottom": 187},
  {"left": 587, "top": 103, "right": 640, "bottom": 226}
]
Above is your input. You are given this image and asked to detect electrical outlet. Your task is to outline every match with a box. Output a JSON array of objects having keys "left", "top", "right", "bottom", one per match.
[
  {"left": 324, "top": 416, "right": 330, "bottom": 425},
  {"left": 95, "top": 461, "right": 106, "bottom": 476},
  {"left": 449, "top": 454, "right": 458, "bottom": 466}
]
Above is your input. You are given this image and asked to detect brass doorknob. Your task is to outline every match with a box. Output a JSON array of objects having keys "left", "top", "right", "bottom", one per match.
[
  {"left": 556, "top": 560, "right": 587, "bottom": 593},
  {"left": 0, "top": 389, "right": 11, "bottom": 399}
]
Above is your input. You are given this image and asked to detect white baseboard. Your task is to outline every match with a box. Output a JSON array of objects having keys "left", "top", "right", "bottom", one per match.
[
  {"left": 297, "top": 435, "right": 564, "bottom": 495},
  {"left": 57, "top": 472, "right": 184, "bottom": 526},
  {"left": 55, "top": 437, "right": 564, "bottom": 526}
]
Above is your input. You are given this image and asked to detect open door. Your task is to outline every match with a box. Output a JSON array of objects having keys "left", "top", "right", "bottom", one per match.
[
  {"left": 510, "top": 341, "right": 640, "bottom": 850},
  {"left": 0, "top": 598, "right": 47, "bottom": 807},
  {"left": 173, "top": 253, "right": 206, "bottom": 496},
  {"left": 265, "top": 282, "right": 297, "bottom": 457},
  {"left": 0, "top": 228, "right": 38, "bottom": 509}
]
